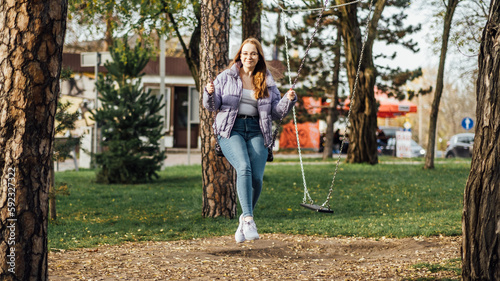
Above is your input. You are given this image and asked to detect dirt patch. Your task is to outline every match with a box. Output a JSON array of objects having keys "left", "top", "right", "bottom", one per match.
[{"left": 49, "top": 234, "right": 461, "bottom": 280}]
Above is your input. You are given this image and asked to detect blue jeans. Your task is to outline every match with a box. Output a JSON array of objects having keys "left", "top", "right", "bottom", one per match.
[{"left": 219, "top": 118, "right": 268, "bottom": 218}]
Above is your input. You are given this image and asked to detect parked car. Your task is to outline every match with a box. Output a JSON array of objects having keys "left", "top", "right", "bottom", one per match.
[
  {"left": 378, "top": 126, "right": 403, "bottom": 139},
  {"left": 379, "top": 138, "right": 426, "bottom": 157},
  {"left": 377, "top": 126, "right": 403, "bottom": 146},
  {"left": 445, "top": 133, "right": 474, "bottom": 158}
]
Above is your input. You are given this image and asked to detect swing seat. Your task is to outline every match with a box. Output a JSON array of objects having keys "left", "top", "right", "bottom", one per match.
[{"left": 300, "top": 203, "right": 334, "bottom": 213}]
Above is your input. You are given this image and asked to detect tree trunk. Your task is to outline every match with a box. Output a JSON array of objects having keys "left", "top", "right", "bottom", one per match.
[
  {"left": 462, "top": 1, "right": 500, "bottom": 279},
  {"left": 0, "top": 0, "right": 68, "bottom": 280},
  {"left": 322, "top": 29, "right": 342, "bottom": 160},
  {"left": 242, "top": 0, "right": 262, "bottom": 41},
  {"left": 199, "top": 0, "right": 236, "bottom": 219},
  {"left": 336, "top": 0, "right": 386, "bottom": 164},
  {"left": 104, "top": 10, "right": 114, "bottom": 51},
  {"left": 424, "top": 0, "right": 459, "bottom": 169}
]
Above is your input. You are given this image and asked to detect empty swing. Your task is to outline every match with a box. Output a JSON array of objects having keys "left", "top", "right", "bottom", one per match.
[{"left": 277, "top": 0, "right": 374, "bottom": 213}]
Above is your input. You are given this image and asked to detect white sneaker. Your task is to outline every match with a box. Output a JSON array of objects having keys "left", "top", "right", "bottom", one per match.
[
  {"left": 242, "top": 219, "right": 259, "bottom": 241},
  {"left": 235, "top": 214, "right": 245, "bottom": 243}
]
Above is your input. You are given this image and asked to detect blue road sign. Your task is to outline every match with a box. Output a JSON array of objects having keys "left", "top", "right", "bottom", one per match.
[{"left": 461, "top": 117, "right": 474, "bottom": 130}]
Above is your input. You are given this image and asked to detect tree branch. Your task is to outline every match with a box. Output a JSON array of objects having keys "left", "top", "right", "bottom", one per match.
[
  {"left": 367, "top": 0, "right": 387, "bottom": 48},
  {"left": 167, "top": 12, "right": 191, "bottom": 62}
]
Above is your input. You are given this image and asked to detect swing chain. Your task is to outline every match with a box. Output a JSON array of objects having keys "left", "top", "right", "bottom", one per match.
[
  {"left": 274, "top": 0, "right": 361, "bottom": 13},
  {"left": 281, "top": 0, "right": 375, "bottom": 211},
  {"left": 288, "top": 0, "right": 329, "bottom": 90},
  {"left": 282, "top": 0, "right": 329, "bottom": 206},
  {"left": 321, "top": 0, "right": 375, "bottom": 209},
  {"left": 282, "top": 10, "right": 314, "bottom": 204}
]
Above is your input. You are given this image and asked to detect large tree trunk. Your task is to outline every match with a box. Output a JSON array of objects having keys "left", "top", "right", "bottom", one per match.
[
  {"left": 424, "top": 0, "right": 459, "bottom": 169},
  {"left": 242, "top": 0, "right": 262, "bottom": 41},
  {"left": 336, "top": 0, "right": 386, "bottom": 164},
  {"left": 199, "top": 0, "right": 236, "bottom": 218},
  {"left": 322, "top": 29, "right": 342, "bottom": 160},
  {"left": 0, "top": 0, "right": 68, "bottom": 280},
  {"left": 462, "top": 1, "right": 500, "bottom": 279}
]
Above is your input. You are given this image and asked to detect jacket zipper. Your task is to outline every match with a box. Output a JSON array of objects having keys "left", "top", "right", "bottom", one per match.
[{"left": 224, "top": 76, "right": 243, "bottom": 136}]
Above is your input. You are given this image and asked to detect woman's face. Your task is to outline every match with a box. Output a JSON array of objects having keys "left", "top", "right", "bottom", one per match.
[{"left": 240, "top": 43, "right": 259, "bottom": 70}]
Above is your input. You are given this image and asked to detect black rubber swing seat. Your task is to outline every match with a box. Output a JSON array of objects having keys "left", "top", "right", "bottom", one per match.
[{"left": 300, "top": 203, "right": 334, "bottom": 213}]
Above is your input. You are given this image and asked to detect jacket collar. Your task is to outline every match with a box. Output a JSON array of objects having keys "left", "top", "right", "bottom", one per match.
[
  {"left": 228, "top": 61, "right": 277, "bottom": 87},
  {"left": 227, "top": 62, "right": 241, "bottom": 78}
]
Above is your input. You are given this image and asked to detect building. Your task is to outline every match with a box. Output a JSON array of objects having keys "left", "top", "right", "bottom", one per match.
[{"left": 61, "top": 52, "right": 200, "bottom": 152}]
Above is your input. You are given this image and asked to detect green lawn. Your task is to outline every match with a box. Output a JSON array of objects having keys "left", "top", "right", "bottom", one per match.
[{"left": 50, "top": 160, "right": 470, "bottom": 250}]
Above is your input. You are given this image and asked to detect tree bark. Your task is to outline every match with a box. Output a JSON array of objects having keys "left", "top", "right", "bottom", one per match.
[
  {"left": 242, "top": 0, "right": 262, "bottom": 41},
  {"left": 322, "top": 29, "right": 342, "bottom": 160},
  {"left": 462, "top": 1, "right": 500, "bottom": 279},
  {"left": 336, "top": 0, "right": 386, "bottom": 164},
  {"left": 200, "top": 0, "right": 236, "bottom": 219},
  {"left": 0, "top": 0, "right": 68, "bottom": 280},
  {"left": 104, "top": 11, "right": 114, "bottom": 51},
  {"left": 424, "top": 0, "right": 459, "bottom": 169}
]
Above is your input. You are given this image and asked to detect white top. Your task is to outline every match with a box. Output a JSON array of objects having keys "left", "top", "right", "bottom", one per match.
[{"left": 238, "top": 89, "right": 258, "bottom": 116}]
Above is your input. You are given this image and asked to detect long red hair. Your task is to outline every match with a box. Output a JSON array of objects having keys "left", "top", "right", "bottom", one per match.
[{"left": 229, "top": 38, "right": 269, "bottom": 99}]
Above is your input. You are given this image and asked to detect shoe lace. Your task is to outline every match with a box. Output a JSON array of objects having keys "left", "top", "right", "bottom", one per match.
[{"left": 245, "top": 221, "right": 257, "bottom": 231}]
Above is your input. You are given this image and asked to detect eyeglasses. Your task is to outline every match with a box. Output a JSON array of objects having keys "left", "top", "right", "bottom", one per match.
[{"left": 241, "top": 52, "right": 259, "bottom": 57}]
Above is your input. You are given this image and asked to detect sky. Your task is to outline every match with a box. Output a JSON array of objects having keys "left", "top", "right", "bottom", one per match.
[
  {"left": 66, "top": 0, "right": 480, "bottom": 90},
  {"left": 251, "top": 0, "right": 485, "bottom": 95},
  {"left": 228, "top": 0, "right": 442, "bottom": 98},
  {"left": 240, "top": 1, "right": 443, "bottom": 76},
  {"left": 373, "top": 2, "right": 437, "bottom": 70}
]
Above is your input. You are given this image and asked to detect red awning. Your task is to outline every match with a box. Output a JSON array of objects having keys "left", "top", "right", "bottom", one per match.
[{"left": 343, "top": 89, "right": 417, "bottom": 118}]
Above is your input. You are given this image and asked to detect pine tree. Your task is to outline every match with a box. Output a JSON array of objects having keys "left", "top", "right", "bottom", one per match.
[{"left": 91, "top": 38, "right": 166, "bottom": 184}]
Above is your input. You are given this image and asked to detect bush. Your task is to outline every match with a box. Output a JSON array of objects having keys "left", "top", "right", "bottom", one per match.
[{"left": 91, "top": 37, "right": 165, "bottom": 183}]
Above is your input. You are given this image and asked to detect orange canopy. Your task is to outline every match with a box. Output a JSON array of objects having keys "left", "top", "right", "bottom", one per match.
[
  {"left": 279, "top": 121, "right": 321, "bottom": 149},
  {"left": 343, "top": 90, "right": 417, "bottom": 118}
]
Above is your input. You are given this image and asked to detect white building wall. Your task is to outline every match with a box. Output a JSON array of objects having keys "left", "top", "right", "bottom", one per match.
[
  {"left": 60, "top": 74, "right": 98, "bottom": 100},
  {"left": 142, "top": 75, "right": 196, "bottom": 86}
]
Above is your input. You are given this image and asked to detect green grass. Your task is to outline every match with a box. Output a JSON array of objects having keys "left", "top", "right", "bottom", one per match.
[
  {"left": 403, "top": 258, "right": 461, "bottom": 280},
  {"left": 273, "top": 154, "right": 472, "bottom": 164},
  {"left": 412, "top": 258, "right": 461, "bottom": 274},
  {"left": 50, "top": 161, "right": 469, "bottom": 250}
]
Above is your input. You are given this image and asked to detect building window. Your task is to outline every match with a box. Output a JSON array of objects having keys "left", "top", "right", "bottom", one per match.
[{"left": 148, "top": 87, "right": 171, "bottom": 132}]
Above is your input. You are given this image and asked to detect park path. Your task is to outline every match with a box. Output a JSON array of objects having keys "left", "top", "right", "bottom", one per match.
[
  {"left": 54, "top": 150, "right": 334, "bottom": 171},
  {"left": 56, "top": 149, "right": 445, "bottom": 172},
  {"left": 49, "top": 234, "right": 461, "bottom": 280}
]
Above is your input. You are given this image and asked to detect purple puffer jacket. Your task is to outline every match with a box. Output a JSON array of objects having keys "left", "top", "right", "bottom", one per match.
[{"left": 203, "top": 62, "right": 297, "bottom": 148}]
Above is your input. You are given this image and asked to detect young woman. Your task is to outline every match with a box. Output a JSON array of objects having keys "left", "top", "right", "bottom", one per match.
[{"left": 203, "top": 38, "right": 296, "bottom": 243}]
